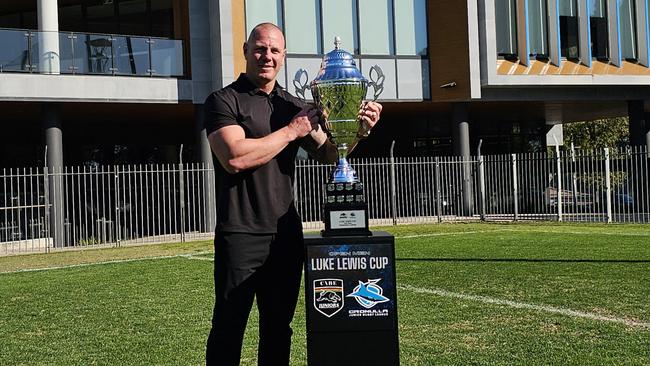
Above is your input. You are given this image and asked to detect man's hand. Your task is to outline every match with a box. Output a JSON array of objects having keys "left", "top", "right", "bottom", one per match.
[
  {"left": 287, "top": 106, "right": 321, "bottom": 140},
  {"left": 357, "top": 101, "right": 383, "bottom": 138}
]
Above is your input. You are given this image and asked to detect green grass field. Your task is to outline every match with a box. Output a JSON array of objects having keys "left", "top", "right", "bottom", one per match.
[{"left": 1, "top": 222, "right": 649, "bottom": 365}]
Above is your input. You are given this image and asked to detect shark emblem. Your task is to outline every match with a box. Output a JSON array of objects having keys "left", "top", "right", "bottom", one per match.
[{"left": 347, "top": 279, "right": 390, "bottom": 308}]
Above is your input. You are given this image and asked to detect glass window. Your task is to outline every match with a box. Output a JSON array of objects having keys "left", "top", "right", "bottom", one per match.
[
  {"left": 528, "top": 0, "right": 549, "bottom": 57},
  {"left": 150, "top": 0, "right": 174, "bottom": 38},
  {"left": 284, "top": 0, "right": 321, "bottom": 54},
  {"left": 59, "top": 32, "right": 75, "bottom": 74},
  {"left": 22, "top": 11, "right": 37, "bottom": 30},
  {"left": 83, "top": 34, "right": 114, "bottom": 74},
  {"left": 151, "top": 0, "right": 173, "bottom": 11},
  {"left": 495, "top": 0, "right": 518, "bottom": 56},
  {"left": 63, "top": 32, "right": 94, "bottom": 74},
  {"left": 359, "top": 0, "right": 394, "bottom": 55},
  {"left": 0, "top": 13, "right": 21, "bottom": 28},
  {"left": 150, "top": 38, "right": 184, "bottom": 76},
  {"left": 119, "top": 0, "right": 149, "bottom": 36},
  {"left": 559, "top": 0, "right": 579, "bottom": 58},
  {"left": 590, "top": 0, "right": 608, "bottom": 59},
  {"left": 113, "top": 36, "right": 150, "bottom": 75},
  {"left": 0, "top": 29, "right": 31, "bottom": 72},
  {"left": 59, "top": 5, "right": 84, "bottom": 32},
  {"left": 86, "top": 1, "right": 117, "bottom": 34},
  {"left": 245, "top": 0, "right": 282, "bottom": 37},
  {"left": 322, "top": 0, "right": 359, "bottom": 54},
  {"left": 619, "top": 0, "right": 638, "bottom": 59},
  {"left": 394, "top": 0, "right": 428, "bottom": 55}
]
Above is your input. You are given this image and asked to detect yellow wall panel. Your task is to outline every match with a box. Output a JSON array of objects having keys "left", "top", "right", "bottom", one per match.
[{"left": 498, "top": 59, "right": 650, "bottom": 76}]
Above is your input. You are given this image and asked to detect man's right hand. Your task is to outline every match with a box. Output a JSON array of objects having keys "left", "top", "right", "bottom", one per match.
[{"left": 287, "top": 106, "right": 321, "bottom": 140}]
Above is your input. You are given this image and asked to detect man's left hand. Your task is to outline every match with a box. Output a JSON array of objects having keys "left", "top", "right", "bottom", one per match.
[{"left": 358, "top": 101, "right": 383, "bottom": 138}]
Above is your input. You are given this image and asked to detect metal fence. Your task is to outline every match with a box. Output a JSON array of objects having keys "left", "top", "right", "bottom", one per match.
[
  {"left": 2, "top": 147, "right": 649, "bottom": 254},
  {"left": 1, "top": 163, "right": 215, "bottom": 254}
]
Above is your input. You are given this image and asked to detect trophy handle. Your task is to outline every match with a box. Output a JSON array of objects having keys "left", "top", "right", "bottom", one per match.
[
  {"left": 368, "top": 65, "right": 385, "bottom": 102},
  {"left": 293, "top": 69, "right": 310, "bottom": 101}
]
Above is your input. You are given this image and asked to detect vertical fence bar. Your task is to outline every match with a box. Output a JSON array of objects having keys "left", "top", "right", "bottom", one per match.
[
  {"left": 512, "top": 154, "right": 518, "bottom": 221},
  {"left": 114, "top": 166, "right": 121, "bottom": 246},
  {"left": 605, "top": 148, "right": 612, "bottom": 223},
  {"left": 435, "top": 157, "right": 442, "bottom": 223},
  {"left": 42, "top": 166, "right": 51, "bottom": 251},
  {"left": 555, "top": 145, "right": 563, "bottom": 221},
  {"left": 178, "top": 161, "right": 186, "bottom": 242},
  {"left": 478, "top": 155, "right": 486, "bottom": 221}
]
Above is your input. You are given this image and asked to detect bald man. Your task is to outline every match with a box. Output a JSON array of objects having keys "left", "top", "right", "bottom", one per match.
[{"left": 203, "top": 23, "right": 382, "bottom": 365}]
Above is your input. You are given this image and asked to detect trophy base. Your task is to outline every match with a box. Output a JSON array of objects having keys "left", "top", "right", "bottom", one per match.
[{"left": 321, "top": 181, "right": 370, "bottom": 237}]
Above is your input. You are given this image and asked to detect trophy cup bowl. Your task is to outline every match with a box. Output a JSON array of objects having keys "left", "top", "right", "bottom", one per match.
[
  {"left": 312, "top": 80, "right": 367, "bottom": 183},
  {"left": 309, "top": 37, "right": 382, "bottom": 183}
]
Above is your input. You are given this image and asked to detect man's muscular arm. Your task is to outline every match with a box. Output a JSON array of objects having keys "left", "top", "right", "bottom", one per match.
[
  {"left": 208, "top": 106, "right": 320, "bottom": 174},
  {"left": 301, "top": 125, "right": 338, "bottom": 164}
]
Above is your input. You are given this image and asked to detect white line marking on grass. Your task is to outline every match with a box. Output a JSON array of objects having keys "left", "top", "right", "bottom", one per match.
[
  {"left": 0, "top": 251, "right": 214, "bottom": 275},
  {"left": 396, "top": 230, "right": 504, "bottom": 239},
  {"left": 399, "top": 283, "right": 650, "bottom": 329},
  {"left": 183, "top": 255, "right": 214, "bottom": 262},
  {"left": 499, "top": 228, "right": 650, "bottom": 237}
]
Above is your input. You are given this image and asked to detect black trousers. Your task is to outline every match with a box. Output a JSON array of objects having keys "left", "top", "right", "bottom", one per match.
[{"left": 205, "top": 229, "right": 304, "bottom": 366}]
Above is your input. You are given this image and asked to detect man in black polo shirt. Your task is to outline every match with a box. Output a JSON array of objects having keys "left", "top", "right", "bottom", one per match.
[{"left": 203, "top": 22, "right": 382, "bottom": 365}]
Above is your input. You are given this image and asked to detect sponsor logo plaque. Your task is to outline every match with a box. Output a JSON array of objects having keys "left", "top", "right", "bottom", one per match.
[{"left": 306, "top": 242, "right": 396, "bottom": 332}]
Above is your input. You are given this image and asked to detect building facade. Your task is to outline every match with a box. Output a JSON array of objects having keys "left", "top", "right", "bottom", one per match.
[{"left": 1, "top": 0, "right": 650, "bottom": 170}]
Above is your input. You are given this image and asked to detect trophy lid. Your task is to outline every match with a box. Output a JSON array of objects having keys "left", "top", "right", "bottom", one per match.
[{"left": 311, "top": 37, "right": 367, "bottom": 83}]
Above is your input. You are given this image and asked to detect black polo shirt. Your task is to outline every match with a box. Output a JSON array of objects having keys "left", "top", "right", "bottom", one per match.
[{"left": 204, "top": 74, "right": 308, "bottom": 233}]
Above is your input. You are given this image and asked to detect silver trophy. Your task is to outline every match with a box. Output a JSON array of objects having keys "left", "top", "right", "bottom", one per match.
[
  {"left": 294, "top": 37, "right": 384, "bottom": 183},
  {"left": 294, "top": 37, "right": 384, "bottom": 236}
]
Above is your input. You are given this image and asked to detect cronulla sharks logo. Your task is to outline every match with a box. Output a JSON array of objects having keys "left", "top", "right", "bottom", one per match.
[
  {"left": 313, "top": 279, "right": 344, "bottom": 317},
  {"left": 347, "top": 279, "right": 390, "bottom": 308}
]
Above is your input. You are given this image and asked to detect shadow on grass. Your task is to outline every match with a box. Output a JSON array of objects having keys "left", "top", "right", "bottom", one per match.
[{"left": 396, "top": 258, "right": 650, "bottom": 264}]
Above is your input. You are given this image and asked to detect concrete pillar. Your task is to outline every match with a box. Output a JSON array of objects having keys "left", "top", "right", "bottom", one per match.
[
  {"left": 43, "top": 104, "right": 65, "bottom": 247},
  {"left": 628, "top": 101, "right": 647, "bottom": 209},
  {"left": 451, "top": 102, "right": 474, "bottom": 216},
  {"left": 37, "top": 0, "right": 60, "bottom": 74},
  {"left": 628, "top": 100, "right": 646, "bottom": 147},
  {"left": 452, "top": 103, "right": 471, "bottom": 157},
  {"left": 208, "top": 0, "right": 235, "bottom": 91},
  {"left": 195, "top": 105, "right": 214, "bottom": 168},
  {"left": 195, "top": 104, "right": 216, "bottom": 231}
]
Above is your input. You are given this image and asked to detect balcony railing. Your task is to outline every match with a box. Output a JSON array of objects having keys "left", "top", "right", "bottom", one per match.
[{"left": 0, "top": 28, "right": 184, "bottom": 77}]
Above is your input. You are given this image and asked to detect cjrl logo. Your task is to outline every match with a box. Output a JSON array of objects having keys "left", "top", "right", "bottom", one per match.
[
  {"left": 313, "top": 279, "right": 344, "bottom": 317},
  {"left": 347, "top": 279, "right": 390, "bottom": 309}
]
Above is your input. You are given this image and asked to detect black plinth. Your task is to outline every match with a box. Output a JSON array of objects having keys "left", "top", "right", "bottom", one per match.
[{"left": 303, "top": 231, "right": 399, "bottom": 366}]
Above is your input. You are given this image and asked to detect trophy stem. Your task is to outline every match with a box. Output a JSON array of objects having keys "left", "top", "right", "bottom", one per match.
[{"left": 331, "top": 151, "right": 359, "bottom": 183}]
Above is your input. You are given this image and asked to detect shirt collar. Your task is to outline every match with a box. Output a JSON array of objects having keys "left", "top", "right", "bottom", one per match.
[{"left": 238, "top": 73, "right": 284, "bottom": 96}]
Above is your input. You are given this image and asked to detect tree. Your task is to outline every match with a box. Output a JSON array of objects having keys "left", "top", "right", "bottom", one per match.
[
  {"left": 563, "top": 116, "right": 629, "bottom": 149},
  {"left": 562, "top": 117, "right": 631, "bottom": 191}
]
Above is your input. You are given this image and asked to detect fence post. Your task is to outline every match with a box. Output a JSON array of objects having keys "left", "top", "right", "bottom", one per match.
[
  {"left": 605, "top": 148, "right": 612, "bottom": 223},
  {"left": 114, "top": 166, "right": 121, "bottom": 246},
  {"left": 178, "top": 162, "right": 186, "bottom": 243},
  {"left": 478, "top": 156, "right": 486, "bottom": 221},
  {"left": 512, "top": 154, "right": 518, "bottom": 221},
  {"left": 389, "top": 141, "right": 397, "bottom": 225},
  {"left": 42, "top": 166, "right": 51, "bottom": 252},
  {"left": 435, "top": 157, "right": 442, "bottom": 223},
  {"left": 570, "top": 143, "right": 578, "bottom": 207},
  {"left": 555, "top": 144, "right": 563, "bottom": 222}
]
